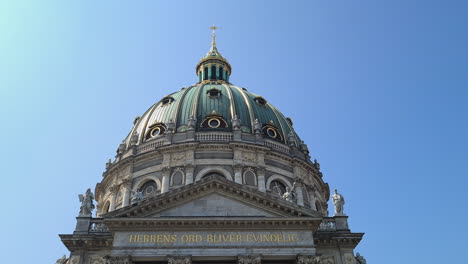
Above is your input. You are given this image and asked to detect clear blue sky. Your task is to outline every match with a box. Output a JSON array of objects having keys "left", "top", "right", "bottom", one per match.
[{"left": 1, "top": 1, "right": 467, "bottom": 263}]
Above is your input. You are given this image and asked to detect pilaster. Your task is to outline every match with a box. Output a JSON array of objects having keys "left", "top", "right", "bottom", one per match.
[{"left": 161, "top": 167, "right": 171, "bottom": 193}]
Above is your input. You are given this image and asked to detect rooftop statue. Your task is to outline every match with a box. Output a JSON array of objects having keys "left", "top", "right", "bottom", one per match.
[
  {"left": 55, "top": 255, "right": 67, "bottom": 264},
  {"left": 78, "top": 188, "right": 95, "bottom": 217},
  {"left": 356, "top": 253, "right": 367, "bottom": 264},
  {"left": 332, "top": 189, "right": 345, "bottom": 216}
]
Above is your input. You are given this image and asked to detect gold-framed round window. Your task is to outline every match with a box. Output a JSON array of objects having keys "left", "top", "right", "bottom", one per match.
[
  {"left": 208, "top": 118, "right": 221, "bottom": 128},
  {"left": 150, "top": 127, "right": 162, "bottom": 137},
  {"left": 266, "top": 127, "right": 277, "bottom": 138}
]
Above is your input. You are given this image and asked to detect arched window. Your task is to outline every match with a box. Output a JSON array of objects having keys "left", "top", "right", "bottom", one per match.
[
  {"left": 315, "top": 201, "right": 322, "bottom": 213},
  {"left": 140, "top": 180, "right": 158, "bottom": 197},
  {"left": 270, "top": 180, "right": 287, "bottom": 196},
  {"left": 219, "top": 67, "right": 224, "bottom": 80},
  {"left": 204, "top": 67, "right": 208, "bottom": 80},
  {"left": 211, "top": 66, "right": 216, "bottom": 80},
  {"left": 102, "top": 201, "right": 110, "bottom": 214},
  {"left": 244, "top": 170, "right": 256, "bottom": 186},
  {"left": 202, "top": 172, "right": 225, "bottom": 179},
  {"left": 171, "top": 170, "right": 184, "bottom": 186}
]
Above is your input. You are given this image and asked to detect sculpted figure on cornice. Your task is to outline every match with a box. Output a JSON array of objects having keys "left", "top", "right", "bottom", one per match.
[
  {"left": 55, "top": 255, "right": 67, "bottom": 264},
  {"left": 332, "top": 189, "right": 345, "bottom": 216},
  {"left": 78, "top": 188, "right": 95, "bottom": 217}
]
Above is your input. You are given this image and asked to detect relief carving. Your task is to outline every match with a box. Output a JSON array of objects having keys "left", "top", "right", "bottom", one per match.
[
  {"left": 242, "top": 152, "right": 256, "bottom": 162},
  {"left": 167, "top": 256, "right": 191, "bottom": 264},
  {"left": 172, "top": 152, "right": 186, "bottom": 161},
  {"left": 103, "top": 255, "right": 132, "bottom": 264},
  {"left": 297, "top": 255, "right": 335, "bottom": 264},
  {"left": 238, "top": 255, "right": 261, "bottom": 264},
  {"left": 90, "top": 256, "right": 105, "bottom": 264}
]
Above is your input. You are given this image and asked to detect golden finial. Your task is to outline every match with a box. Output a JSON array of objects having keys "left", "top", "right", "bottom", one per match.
[{"left": 210, "top": 25, "right": 218, "bottom": 47}]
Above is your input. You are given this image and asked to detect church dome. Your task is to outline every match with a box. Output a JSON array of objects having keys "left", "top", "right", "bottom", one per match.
[
  {"left": 119, "top": 28, "right": 307, "bottom": 156},
  {"left": 122, "top": 83, "right": 303, "bottom": 151},
  {"left": 101, "top": 28, "right": 327, "bottom": 217}
]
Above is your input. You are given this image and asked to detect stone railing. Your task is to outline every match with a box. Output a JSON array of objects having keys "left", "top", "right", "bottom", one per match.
[
  {"left": 88, "top": 218, "right": 109, "bottom": 233},
  {"left": 317, "top": 217, "right": 336, "bottom": 232},
  {"left": 264, "top": 139, "right": 290, "bottom": 154},
  {"left": 196, "top": 132, "right": 233, "bottom": 142},
  {"left": 136, "top": 138, "right": 167, "bottom": 154}
]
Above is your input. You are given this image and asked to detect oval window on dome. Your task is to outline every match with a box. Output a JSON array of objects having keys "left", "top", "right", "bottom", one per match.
[
  {"left": 208, "top": 118, "right": 221, "bottom": 128},
  {"left": 266, "top": 127, "right": 277, "bottom": 138},
  {"left": 161, "top": 96, "right": 175, "bottom": 106},
  {"left": 145, "top": 123, "right": 167, "bottom": 140},
  {"left": 254, "top": 96, "right": 267, "bottom": 106},
  {"left": 150, "top": 127, "right": 161, "bottom": 137}
]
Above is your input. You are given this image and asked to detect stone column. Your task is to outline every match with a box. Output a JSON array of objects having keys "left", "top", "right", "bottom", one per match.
[
  {"left": 295, "top": 182, "right": 304, "bottom": 206},
  {"left": 234, "top": 165, "right": 243, "bottom": 184},
  {"left": 161, "top": 168, "right": 170, "bottom": 193},
  {"left": 310, "top": 192, "right": 317, "bottom": 210},
  {"left": 122, "top": 179, "right": 132, "bottom": 207},
  {"left": 257, "top": 168, "right": 266, "bottom": 192},
  {"left": 185, "top": 166, "right": 194, "bottom": 185},
  {"left": 108, "top": 185, "right": 118, "bottom": 211}
]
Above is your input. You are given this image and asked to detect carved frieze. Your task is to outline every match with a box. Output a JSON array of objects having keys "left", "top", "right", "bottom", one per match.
[
  {"left": 242, "top": 152, "right": 257, "bottom": 162},
  {"left": 104, "top": 255, "right": 132, "bottom": 264},
  {"left": 167, "top": 256, "right": 191, "bottom": 264},
  {"left": 238, "top": 255, "right": 261, "bottom": 264},
  {"left": 89, "top": 256, "right": 105, "bottom": 264},
  {"left": 171, "top": 152, "right": 186, "bottom": 161},
  {"left": 297, "top": 256, "right": 335, "bottom": 264}
]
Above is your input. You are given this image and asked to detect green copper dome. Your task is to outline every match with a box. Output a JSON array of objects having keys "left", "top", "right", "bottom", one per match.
[{"left": 120, "top": 31, "right": 308, "bottom": 157}]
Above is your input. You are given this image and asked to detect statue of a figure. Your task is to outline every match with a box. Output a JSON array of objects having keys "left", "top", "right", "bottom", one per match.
[
  {"left": 130, "top": 131, "right": 139, "bottom": 146},
  {"left": 281, "top": 182, "right": 296, "bottom": 202},
  {"left": 131, "top": 188, "right": 144, "bottom": 204},
  {"left": 166, "top": 119, "right": 176, "bottom": 133},
  {"left": 78, "top": 188, "right": 95, "bottom": 217},
  {"left": 332, "top": 189, "right": 345, "bottom": 216},
  {"left": 356, "top": 253, "right": 366, "bottom": 264},
  {"left": 313, "top": 159, "right": 320, "bottom": 171},
  {"left": 253, "top": 118, "right": 262, "bottom": 134},
  {"left": 55, "top": 255, "right": 67, "bottom": 264},
  {"left": 288, "top": 131, "right": 296, "bottom": 146},
  {"left": 232, "top": 115, "right": 241, "bottom": 130},
  {"left": 187, "top": 115, "right": 197, "bottom": 130}
]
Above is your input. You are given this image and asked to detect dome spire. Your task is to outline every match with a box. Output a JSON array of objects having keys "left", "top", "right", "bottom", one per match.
[
  {"left": 211, "top": 25, "right": 218, "bottom": 48},
  {"left": 195, "top": 25, "right": 232, "bottom": 83}
]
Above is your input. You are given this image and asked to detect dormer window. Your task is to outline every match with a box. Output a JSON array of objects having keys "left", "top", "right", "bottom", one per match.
[
  {"left": 161, "top": 96, "right": 175, "bottom": 106},
  {"left": 254, "top": 96, "right": 267, "bottom": 106},
  {"left": 145, "top": 123, "right": 167, "bottom": 140},
  {"left": 207, "top": 88, "right": 221, "bottom": 98}
]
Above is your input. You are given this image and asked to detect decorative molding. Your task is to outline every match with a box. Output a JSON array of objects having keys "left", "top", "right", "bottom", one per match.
[
  {"left": 167, "top": 256, "right": 191, "bottom": 264},
  {"left": 103, "top": 255, "right": 132, "bottom": 264},
  {"left": 238, "top": 255, "right": 261, "bottom": 264}
]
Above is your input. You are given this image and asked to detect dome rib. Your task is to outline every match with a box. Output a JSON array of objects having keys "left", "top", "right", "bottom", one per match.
[{"left": 231, "top": 85, "right": 255, "bottom": 133}]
